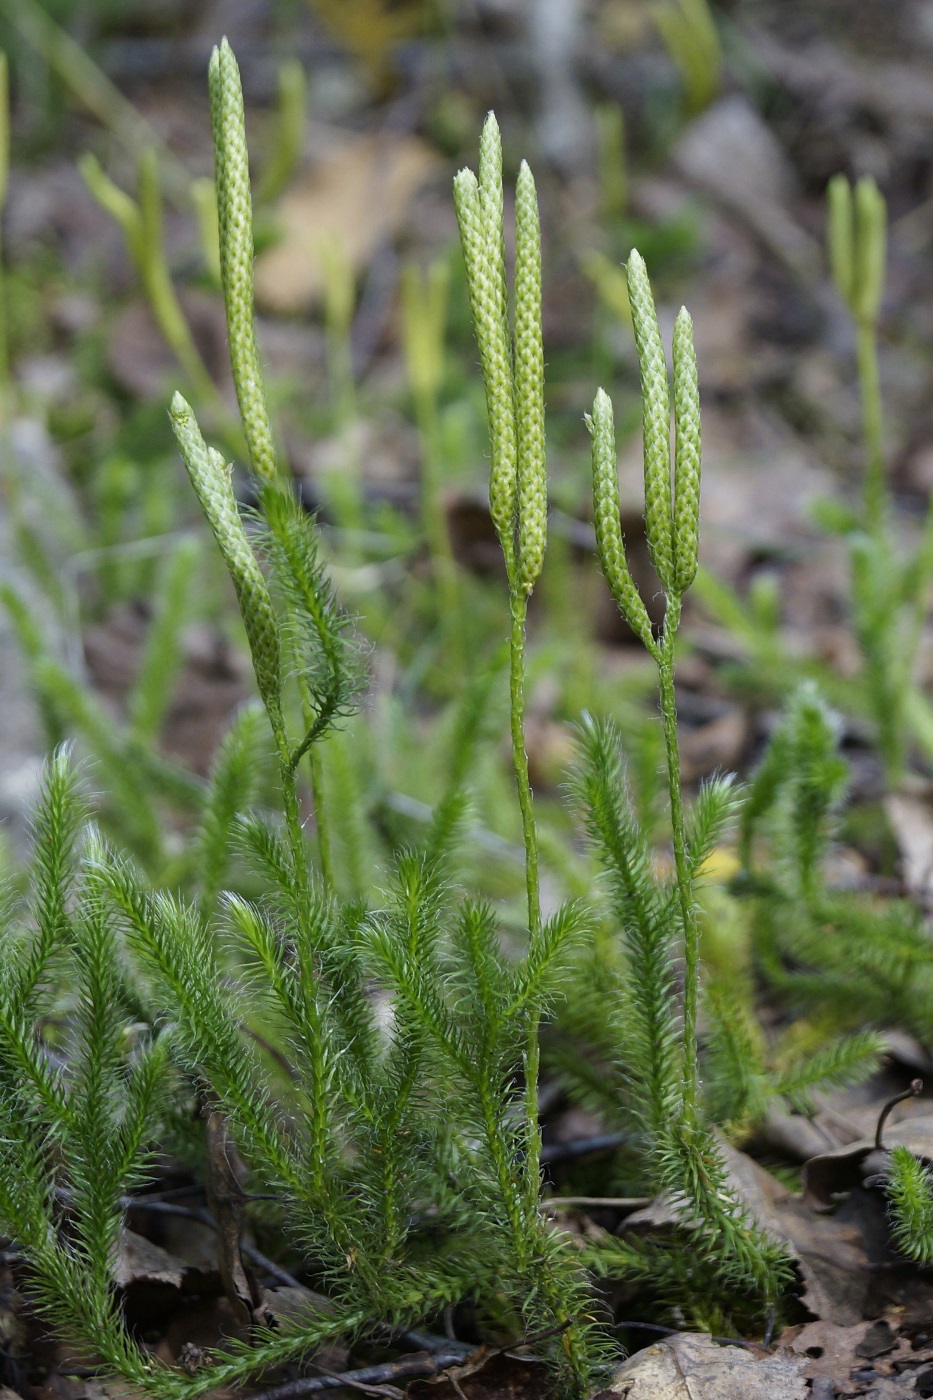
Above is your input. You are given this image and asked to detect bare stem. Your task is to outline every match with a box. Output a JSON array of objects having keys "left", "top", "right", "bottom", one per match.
[
  {"left": 856, "top": 318, "right": 885, "bottom": 535},
  {"left": 508, "top": 585, "right": 541, "bottom": 944},
  {"left": 656, "top": 594, "right": 700, "bottom": 1126}
]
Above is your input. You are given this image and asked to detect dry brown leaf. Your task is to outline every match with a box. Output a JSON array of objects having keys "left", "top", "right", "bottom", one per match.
[
  {"left": 203, "top": 1109, "right": 260, "bottom": 1327},
  {"left": 254, "top": 134, "right": 440, "bottom": 313},
  {"left": 113, "top": 1229, "right": 187, "bottom": 1290},
  {"left": 804, "top": 1110, "right": 933, "bottom": 1208},
  {"left": 783, "top": 1318, "right": 888, "bottom": 1379},
  {"left": 606, "top": 1333, "right": 808, "bottom": 1399},
  {"left": 624, "top": 1136, "right": 873, "bottom": 1324}
]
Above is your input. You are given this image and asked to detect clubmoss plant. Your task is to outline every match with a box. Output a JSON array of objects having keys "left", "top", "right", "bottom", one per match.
[
  {"left": 739, "top": 685, "right": 930, "bottom": 1046},
  {"left": 14, "top": 38, "right": 920, "bottom": 1390},
  {"left": 578, "top": 250, "right": 789, "bottom": 1305},
  {"left": 825, "top": 175, "right": 933, "bottom": 786},
  {"left": 0, "top": 64, "right": 601, "bottom": 1400},
  {"left": 692, "top": 175, "right": 933, "bottom": 788},
  {"left": 827, "top": 174, "right": 887, "bottom": 533},
  {"left": 454, "top": 113, "right": 599, "bottom": 1389},
  {"left": 210, "top": 39, "right": 279, "bottom": 485}
]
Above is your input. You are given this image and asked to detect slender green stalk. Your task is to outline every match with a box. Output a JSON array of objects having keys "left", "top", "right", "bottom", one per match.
[
  {"left": 508, "top": 587, "right": 541, "bottom": 943},
  {"left": 856, "top": 318, "right": 885, "bottom": 535},
  {"left": 655, "top": 597, "right": 700, "bottom": 1123},
  {"left": 455, "top": 116, "right": 595, "bottom": 1388},
  {"left": 827, "top": 173, "right": 887, "bottom": 535},
  {"left": 308, "top": 746, "right": 335, "bottom": 891}
]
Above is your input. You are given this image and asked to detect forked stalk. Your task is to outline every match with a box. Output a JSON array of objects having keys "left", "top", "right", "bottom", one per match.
[{"left": 455, "top": 116, "right": 594, "bottom": 1388}]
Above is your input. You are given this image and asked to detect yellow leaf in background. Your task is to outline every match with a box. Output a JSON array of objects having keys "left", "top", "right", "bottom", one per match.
[
  {"left": 696, "top": 846, "right": 740, "bottom": 883},
  {"left": 309, "top": 0, "right": 435, "bottom": 92},
  {"left": 254, "top": 133, "right": 440, "bottom": 314}
]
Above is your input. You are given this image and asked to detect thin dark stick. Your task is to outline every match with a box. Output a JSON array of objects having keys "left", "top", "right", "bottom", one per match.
[
  {"left": 303, "top": 1361, "right": 401, "bottom": 1399},
  {"left": 120, "top": 1198, "right": 305, "bottom": 1290},
  {"left": 240, "top": 1239, "right": 305, "bottom": 1291},
  {"left": 875, "top": 1079, "right": 923, "bottom": 1150},
  {"left": 120, "top": 1200, "right": 468, "bottom": 1352},
  {"left": 240, "top": 1349, "right": 470, "bottom": 1400},
  {"left": 612, "top": 1321, "right": 758, "bottom": 1352},
  {"left": 540, "top": 1132, "right": 624, "bottom": 1165},
  {"left": 393, "top": 1329, "right": 473, "bottom": 1359}
]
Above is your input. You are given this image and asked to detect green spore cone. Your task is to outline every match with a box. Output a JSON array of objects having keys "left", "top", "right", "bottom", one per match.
[
  {"left": 210, "top": 38, "right": 278, "bottom": 483},
  {"left": 514, "top": 161, "right": 547, "bottom": 593},
  {"left": 453, "top": 165, "right": 517, "bottom": 554},
  {"left": 587, "top": 388, "right": 655, "bottom": 653},
  {"left": 626, "top": 249, "right": 674, "bottom": 593},
  {"left": 672, "top": 306, "right": 701, "bottom": 594}
]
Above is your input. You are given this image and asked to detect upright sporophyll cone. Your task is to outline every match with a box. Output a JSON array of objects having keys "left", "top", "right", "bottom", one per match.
[
  {"left": 453, "top": 164, "right": 517, "bottom": 552},
  {"left": 672, "top": 308, "right": 701, "bottom": 595},
  {"left": 210, "top": 39, "right": 278, "bottom": 484},
  {"left": 514, "top": 162, "right": 547, "bottom": 594},
  {"left": 587, "top": 388, "right": 655, "bottom": 653},
  {"left": 625, "top": 250, "right": 675, "bottom": 594}
]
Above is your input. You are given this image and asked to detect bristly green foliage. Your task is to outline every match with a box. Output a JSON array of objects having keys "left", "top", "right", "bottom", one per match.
[
  {"left": 577, "top": 249, "right": 789, "bottom": 1310},
  {"left": 93, "top": 814, "right": 601, "bottom": 1388},
  {"left": 886, "top": 1147, "right": 933, "bottom": 1266},
  {"left": 193, "top": 702, "right": 268, "bottom": 917},
  {"left": 256, "top": 482, "right": 363, "bottom": 758},
  {"left": 14, "top": 40, "right": 931, "bottom": 1392},
  {"left": 737, "top": 685, "right": 923, "bottom": 1058},
  {"left": 564, "top": 717, "right": 789, "bottom": 1304},
  {"left": 62, "top": 76, "right": 597, "bottom": 1396},
  {"left": 0, "top": 753, "right": 575, "bottom": 1395},
  {"left": 740, "top": 684, "right": 848, "bottom": 899},
  {"left": 0, "top": 752, "right": 169, "bottom": 1392},
  {"left": 704, "top": 973, "right": 884, "bottom": 1138},
  {"left": 454, "top": 117, "right": 606, "bottom": 1392}
]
